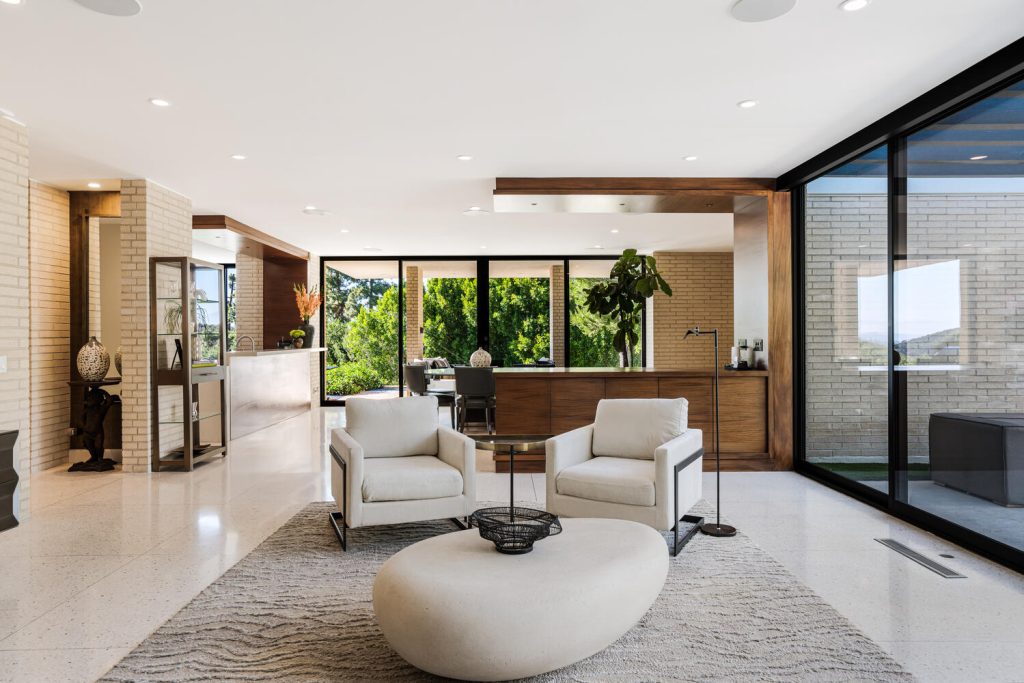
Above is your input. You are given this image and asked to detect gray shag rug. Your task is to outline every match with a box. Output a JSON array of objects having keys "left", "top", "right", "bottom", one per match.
[{"left": 101, "top": 501, "right": 913, "bottom": 682}]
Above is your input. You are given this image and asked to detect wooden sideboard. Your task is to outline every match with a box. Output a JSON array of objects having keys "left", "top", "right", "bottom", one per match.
[{"left": 492, "top": 368, "right": 773, "bottom": 472}]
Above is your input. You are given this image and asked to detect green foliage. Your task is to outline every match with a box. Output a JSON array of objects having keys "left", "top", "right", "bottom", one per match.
[
  {"left": 342, "top": 285, "right": 400, "bottom": 384},
  {"left": 289, "top": 329, "right": 306, "bottom": 339},
  {"left": 423, "top": 278, "right": 477, "bottom": 363},
  {"left": 324, "top": 363, "right": 384, "bottom": 397},
  {"left": 584, "top": 249, "right": 670, "bottom": 365},
  {"left": 569, "top": 278, "right": 636, "bottom": 367},
  {"left": 488, "top": 277, "right": 550, "bottom": 365}
]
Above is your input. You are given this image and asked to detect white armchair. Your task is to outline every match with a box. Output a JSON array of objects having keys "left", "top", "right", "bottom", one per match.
[
  {"left": 329, "top": 396, "right": 476, "bottom": 550},
  {"left": 546, "top": 398, "right": 704, "bottom": 556}
]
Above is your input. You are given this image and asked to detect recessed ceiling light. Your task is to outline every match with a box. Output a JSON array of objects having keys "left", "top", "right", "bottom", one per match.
[
  {"left": 456, "top": 154, "right": 473, "bottom": 161},
  {"left": 839, "top": 0, "right": 870, "bottom": 11},
  {"left": 340, "top": 229, "right": 350, "bottom": 234},
  {"left": 87, "top": 182, "right": 101, "bottom": 189},
  {"left": 302, "top": 206, "right": 331, "bottom": 216},
  {"left": 464, "top": 207, "right": 489, "bottom": 215},
  {"left": 970, "top": 155, "right": 989, "bottom": 161},
  {"left": 480, "top": 245, "right": 487, "bottom": 249},
  {"left": 731, "top": 0, "right": 796, "bottom": 22},
  {"left": 737, "top": 99, "right": 759, "bottom": 109},
  {"left": 592, "top": 245, "right": 604, "bottom": 249},
  {"left": 230, "top": 154, "right": 247, "bottom": 160},
  {"left": 0, "top": 0, "right": 24, "bottom": 6},
  {"left": 149, "top": 98, "right": 170, "bottom": 107},
  {"left": 611, "top": 229, "right": 620, "bottom": 234},
  {"left": 683, "top": 155, "right": 699, "bottom": 161},
  {"left": 74, "top": 0, "right": 142, "bottom": 16},
  {"left": 363, "top": 246, "right": 382, "bottom": 252}
]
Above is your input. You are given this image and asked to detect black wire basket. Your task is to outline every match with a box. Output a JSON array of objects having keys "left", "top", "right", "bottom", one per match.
[{"left": 470, "top": 506, "right": 562, "bottom": 554}]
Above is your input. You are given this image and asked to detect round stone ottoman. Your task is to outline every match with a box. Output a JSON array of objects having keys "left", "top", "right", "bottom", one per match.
[{"left": 372, "top": 517, "right": 668, "bottom": 681}]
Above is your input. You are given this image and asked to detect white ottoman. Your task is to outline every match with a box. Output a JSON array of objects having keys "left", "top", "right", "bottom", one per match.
[{"left": 373, "top": 518, "right": 668, "bottom": 681}]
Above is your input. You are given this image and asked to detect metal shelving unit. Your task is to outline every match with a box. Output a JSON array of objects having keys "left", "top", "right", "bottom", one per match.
[{"left": 150, "top": 257, "right": 228, "bottom": 471}]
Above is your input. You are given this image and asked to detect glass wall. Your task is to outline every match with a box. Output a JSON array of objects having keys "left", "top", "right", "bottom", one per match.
[
  {"left": 488, "top": 260, "right": 557, "bottom": 367},
  {"left": 568, "top": 259, "right": 641, "bottom": 367},
  {"left": 803, "top": 147, "right": 890, "bottom": 491},
  {"left": 322, "top": 260, "right": 400, "bottom": 400},
  {"left": 223, "top": 264, "right": 237, "bottom": 351},
  {"left": 797, "top": 72, "right": 1024, "bottom": 568},
  {"left": 405, "top": 260, "right": 478, "bottom": 366},
  {"left": 898, "top": 77, "right": 1024, "bottom": 552}
]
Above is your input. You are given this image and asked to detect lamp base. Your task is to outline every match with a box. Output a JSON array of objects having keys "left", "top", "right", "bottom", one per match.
[{"left": 700, "top": 522, "right": 737, "bottom": 537}]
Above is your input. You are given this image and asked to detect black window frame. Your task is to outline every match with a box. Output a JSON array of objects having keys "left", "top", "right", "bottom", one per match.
[{"left": 783, "top": 36, "right": 1024, "bottom": 574}]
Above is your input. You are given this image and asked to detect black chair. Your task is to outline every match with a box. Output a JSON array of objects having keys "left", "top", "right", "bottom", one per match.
[
  {"left": 404, "top": 364, "right": 457, "bottom": 429},
  {"left": 454, "top": 366, "right": 496, "bottom": 434}
]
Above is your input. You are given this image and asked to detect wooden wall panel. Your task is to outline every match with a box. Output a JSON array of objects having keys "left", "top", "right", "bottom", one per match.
[
  {"left": 495, "top": 377, "right": 550, "bottom": 434},
  {"left": 768, "top": 192, "right": 794, "bottom": 469},
  {"left": 719, "top": 377, "right": 768, "bottom": 454},
  {"left": 550, "top": 378, "right": 605, "bottom": 433},
  {"left": 605, "top": 377, "right": 658, "bottom": 398},
  {"left": 262, "top": 257, "right": 308, "bottom": 348}
]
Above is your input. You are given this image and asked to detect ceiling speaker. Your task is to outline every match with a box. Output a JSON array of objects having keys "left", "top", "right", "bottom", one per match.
[
  {"left": 730, "top": 0, "right": 797, "bottom": 22},
  {"left": 72, "top": 0, "right": 142, "bottom": 17}
]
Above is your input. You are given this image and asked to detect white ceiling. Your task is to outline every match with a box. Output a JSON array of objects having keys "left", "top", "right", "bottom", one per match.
[{"left": 2, "top": 0, "right": 1022, "bottom": 257}]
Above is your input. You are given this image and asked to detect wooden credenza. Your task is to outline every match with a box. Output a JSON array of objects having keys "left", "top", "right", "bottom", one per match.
[{"left": 493, "top": 368, "right": 773, "bottom": 472}]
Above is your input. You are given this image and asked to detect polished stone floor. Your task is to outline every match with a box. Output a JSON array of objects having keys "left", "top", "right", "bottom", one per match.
[{"left": 0, "top": 407, "right": 1021, "bottom": 682}]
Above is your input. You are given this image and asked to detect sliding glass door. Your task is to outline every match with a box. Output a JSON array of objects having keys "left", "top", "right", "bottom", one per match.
[
  {"left": 797, "top": 73, "right": 1024, "bottom": 569},
  {"left": 487, "top": 260, "right": 558, "bottom": 367}
]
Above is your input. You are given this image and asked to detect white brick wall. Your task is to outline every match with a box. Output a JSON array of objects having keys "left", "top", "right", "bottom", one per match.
[
  {"left": 235, "top": 251, "right": 263, "bottom": 349},
  {"left": 804, "top": 192, "right": 1024, "bottom": 461},
  {"left": 0, "top": 119, "right": 31, "bottom": 517},
  {"left": 28, "top": 181, "right": 71, "bottom": 473},
  {"left": 119, "top": 180, "right": 193, "bottom": 472}
]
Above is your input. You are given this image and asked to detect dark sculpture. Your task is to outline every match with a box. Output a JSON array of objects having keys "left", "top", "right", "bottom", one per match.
[{"left": 69, "top": 385, "right": 119, "bottom": 472}]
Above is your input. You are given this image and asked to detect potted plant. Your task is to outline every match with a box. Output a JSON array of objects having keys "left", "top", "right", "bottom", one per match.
[
  {"left": 294, "top": 283, "right": 323, "bottom": 348},
  {"left": 584, "top": 249, "right": 672, "bottom": 367},
  {"left": 290, "top": 329, "right": 306, "bottom": 349}
]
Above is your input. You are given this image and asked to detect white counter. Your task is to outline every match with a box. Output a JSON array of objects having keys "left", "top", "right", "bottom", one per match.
[{"left": 225, "top": 348, "right": 324, "bottom": 439}]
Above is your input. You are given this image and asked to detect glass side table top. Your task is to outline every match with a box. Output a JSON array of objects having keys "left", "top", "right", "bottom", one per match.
[{"left": 472, "top": 435, "right": 550, "bottom": 453}]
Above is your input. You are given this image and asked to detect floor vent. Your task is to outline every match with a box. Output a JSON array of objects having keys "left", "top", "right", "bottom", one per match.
[{"left": 875, "top": 539, "right": 966, "bottom": 578}]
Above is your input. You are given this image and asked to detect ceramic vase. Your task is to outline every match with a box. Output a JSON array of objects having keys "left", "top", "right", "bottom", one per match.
[
  {"left": 77, "top": 337, "right": 110, "bottom": 382},
  {"left": 470, "top": 347, "right": 492, "bottom": 367},
  {"left": 300, "top": 323, "right": 315, "bottom": 348},
  {"left": 114, "top": 347, "right": 122, "bottom": 375}
]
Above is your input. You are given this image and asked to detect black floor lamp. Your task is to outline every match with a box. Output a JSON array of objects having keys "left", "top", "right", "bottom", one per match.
[{"left": 683, "top": 326, "right": 737, "bottom": 537}]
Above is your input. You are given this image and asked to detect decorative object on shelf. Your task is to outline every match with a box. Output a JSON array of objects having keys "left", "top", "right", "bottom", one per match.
[
  {"left": 753, "top": 338, "right": 766, "bottom": 369},
  {"left": 0, "top": 430, "right": 19, "bottom": 531},
  {"left": 172, "top": 338, "right": 184, "bottom": 369},
  {"left": 114, "top": 346, "right": 122, "bottom": 375},
  {"left": 683, "top": 326, "right": 737, "bottom": 538},
  {"left": 470, "top": 506, "right": 561, "bottom": 554},
  {"left": 293, "top": 283, "right": 322, "bottom": 348},
  {"left": 290, "top": 329, "right": 306, "bottom": 349},
  {"left": 76, "top": 336, "right": 110, "bottom": 381},
  {"left": 469, "top": 347, "right": 491, "bottom": 367},
  {"left": 68, "top": 380, "right": 120, "bottom": 472},
  {"left": 584, "top": 249, "right": 672, "bottom": 367}
]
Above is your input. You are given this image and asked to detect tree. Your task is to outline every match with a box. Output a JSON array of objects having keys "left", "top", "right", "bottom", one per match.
[
  {"left": 488, "top": 277, "right": 550, "bottom": 365},
  {"left": 584, "top": 249, "right": 670, "bottom": 367},
  {"left": 342, "top": 285, "right": 400, "bottom": 384},
  {"left": 422, "top": 278, "right": 477, "bottom": 363},
  {"left": 569, "top": 278, "right": 622, "bottom": 367}
]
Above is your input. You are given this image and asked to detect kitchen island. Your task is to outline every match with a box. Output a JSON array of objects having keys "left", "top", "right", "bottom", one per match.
[
  {"left": 491, "top": 367, "right": 771, "bottom": 471},
  {"left": 226, "top": 347, "right": 325, "bottom": 439}
]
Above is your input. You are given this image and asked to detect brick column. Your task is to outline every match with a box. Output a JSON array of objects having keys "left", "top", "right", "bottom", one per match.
[
  {"left": 235, "top": 251, "right": 263, "bottom": 349},
  {"left": 550, "top": 264, "right": 565, "bottom": 366},
  {"left": 119, "top": 179, "right": 193, "bottom": 473},
  {"left": 0, "top": 118, "right": 31, "bottom": 517},
  {"left": 405, "top": 265, "right": 423, "bottom": 362}
]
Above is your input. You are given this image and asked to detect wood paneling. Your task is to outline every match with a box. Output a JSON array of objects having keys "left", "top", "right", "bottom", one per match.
[
  {"left": 550, "top": 378, "right": 605, "bottom": 433},
  {"left": 262, "top": 256, "right": 308, "bottom": 349},
  {"left": 193, "top": 215, "right": 309, "bottom": 260},
  {"left": 768, "top": 191, "right": 794, "bottom": 470},
  {"left": 605, "top": 377, "right": 658, "bottom": 398},
  {"left": 719, "top": 377, "right": 768, "bottom": 454},
  {"left": 494, "top": 377, "right": 550, "bottom": 434},
  {"left": 494, "top": 177, "right": 775, "bottom": 194}
]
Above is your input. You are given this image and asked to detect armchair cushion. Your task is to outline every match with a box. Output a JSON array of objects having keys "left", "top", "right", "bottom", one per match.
[
  {"left": 361, "top": 456, "right": 463, "bottom": 502},
  {"left": 556, "top": 456, "right": 656, "bottom": 507},
  {"left": 346, "top": 396, "right": 439, "bottom": 458},
  {"left": 592, "top": 398, "right": 687, "bottom": 460}
]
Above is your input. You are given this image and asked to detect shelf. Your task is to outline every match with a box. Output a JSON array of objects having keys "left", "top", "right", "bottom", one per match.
[{"left": 159, "top": 444, "right": 226, "bottom": 464}]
